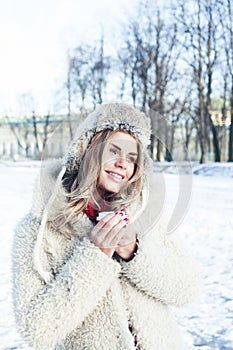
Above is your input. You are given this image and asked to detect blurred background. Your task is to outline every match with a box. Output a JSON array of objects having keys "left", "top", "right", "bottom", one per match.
[{"left": 0, "top": 0, "right": 233, "bottom": 164}]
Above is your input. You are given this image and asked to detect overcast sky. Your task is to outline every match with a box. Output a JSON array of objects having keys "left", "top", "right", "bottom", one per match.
[{"left": 0, "top": 0, "right": 134, "bottom": 116}]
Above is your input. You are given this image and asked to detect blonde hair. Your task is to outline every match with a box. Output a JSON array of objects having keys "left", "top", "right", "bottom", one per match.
[{"left": 48, "top": 129, "right": 144, "bottom": 237}]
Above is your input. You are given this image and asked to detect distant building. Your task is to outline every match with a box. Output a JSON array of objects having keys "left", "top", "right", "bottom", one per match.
[{"left": 0, "top": 113, "right": 86, "bottom": 160}]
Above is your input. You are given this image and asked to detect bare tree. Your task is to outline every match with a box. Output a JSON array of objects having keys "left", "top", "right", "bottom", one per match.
[
  {"left": 205, "top": 0, "right": 221, "bottom": 161},
  {"left": 70, "top": 44, "right": 92, "bottom": 109},
  {"left": 118, "top": 2, "right": 181, "bottom": 161},
  {"left": 5, "top": 115, "right": 31, "bottom": 157},
  {"left": 5, "top": 93, "right": 35, "bottom": 157},
  {"left": 65, "top": 51, "right": 74, "bottom": 139},
  {"left": 118, "top": 49, "right": 129, "bottom": 101},
  {"left": 219, "top": 0, "right": 233, "bottom": 161},
  {"left": 90, "top": 35, "right": 111, "bottom": 107},
  {"left": 70, "top": 35, "right": 111, "bottom": 110},
  {"left": 178, "top": 0, "right": 222, "bottom": 162}
]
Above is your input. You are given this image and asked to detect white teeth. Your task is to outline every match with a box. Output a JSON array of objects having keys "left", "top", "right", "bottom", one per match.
[{"left": 109, "top": 172, "right": 123, "bottom": 179}]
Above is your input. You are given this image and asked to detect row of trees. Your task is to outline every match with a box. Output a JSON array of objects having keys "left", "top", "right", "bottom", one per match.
[
  {"left": 1, "top": 0, "right": 232, "bottom": 163},
  {"left": 62, "top": 0, "right": 232, "bottom": 163}
]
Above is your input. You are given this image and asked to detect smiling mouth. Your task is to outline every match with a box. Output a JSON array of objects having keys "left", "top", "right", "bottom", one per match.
[{"left": 105, "top": 171, "right": 125, "bottom": 181}]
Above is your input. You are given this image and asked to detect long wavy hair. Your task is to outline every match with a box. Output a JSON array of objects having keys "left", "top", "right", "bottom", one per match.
[{"left": 48, "top": 129, "right": 145, "bottom": 237}]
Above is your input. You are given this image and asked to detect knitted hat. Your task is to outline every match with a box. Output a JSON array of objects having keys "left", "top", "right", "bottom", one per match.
[{"left": 64, "top": 103, "right": 151, "bottom": 172}]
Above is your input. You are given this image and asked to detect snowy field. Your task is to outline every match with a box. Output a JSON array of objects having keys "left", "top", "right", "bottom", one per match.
[{"left": 0, "top": 161, "right": 233, "bottom": 350}]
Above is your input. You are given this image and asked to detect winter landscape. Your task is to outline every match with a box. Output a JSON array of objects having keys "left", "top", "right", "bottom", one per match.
[{"left": 0, "top": 160, "right": 232, "bottom": 350}]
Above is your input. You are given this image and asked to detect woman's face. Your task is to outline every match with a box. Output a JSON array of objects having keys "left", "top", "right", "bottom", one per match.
[{"left": 97, "top": 131, "right": 138, "bottom": 196}]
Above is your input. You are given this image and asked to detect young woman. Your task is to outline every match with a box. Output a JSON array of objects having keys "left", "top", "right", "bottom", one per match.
[{"left": 12, "top": 103, "right": 201, "bottom": 350}]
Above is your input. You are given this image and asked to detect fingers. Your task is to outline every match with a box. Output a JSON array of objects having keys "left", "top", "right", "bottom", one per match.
[
  {"left": 90, "top": 211, "right": 129, "bottom": 250},
  {"left": 117, "top": 225, "right": 136, "bottom": 247},
  {"left": 105, "top": 218, "right": 129, "bottom": 248},
  {"left": 123, "top": 207, "right": 130, "bottom": 220}
]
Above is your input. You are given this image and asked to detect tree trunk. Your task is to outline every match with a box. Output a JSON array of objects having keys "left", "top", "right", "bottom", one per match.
[
  {"left": 150, "top": 133, "right": 155, "bottom": 160},
  {"left": 32, "top": 112, "right": 40, "bottom": 158},
  {"left": 156, "top": 139, "right": 163, "bottom": 161},
  {"left": 228, "top": 85, "right": 233, "bottom": 161},
  {"left": 209, "top": 118, "right": 221, "bottom": 161}
]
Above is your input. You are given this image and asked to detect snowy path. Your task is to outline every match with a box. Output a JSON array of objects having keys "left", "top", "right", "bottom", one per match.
[{"left": 0, "top": 162, "right": 233, "bottom": 350}]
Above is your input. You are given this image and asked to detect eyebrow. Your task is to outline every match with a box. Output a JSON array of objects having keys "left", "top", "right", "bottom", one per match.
[{"left": 110, "top": 142, "right": 138, "bottom": 156}]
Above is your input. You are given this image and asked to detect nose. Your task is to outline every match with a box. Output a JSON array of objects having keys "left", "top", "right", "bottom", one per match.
[{"left": 115, "top": 157, "right": 127, "bottom": 169}]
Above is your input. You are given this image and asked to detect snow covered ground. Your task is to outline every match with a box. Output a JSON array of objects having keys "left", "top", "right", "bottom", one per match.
[{"left": 0, "top": 161, "right": 232, "bottom": 350}]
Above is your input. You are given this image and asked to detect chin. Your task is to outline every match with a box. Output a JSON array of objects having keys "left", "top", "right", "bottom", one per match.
[
  {"left": 98, "top": 185, "right": 120, "bottom": 197},
  {"left": 104, "top": 187, "right": 119, "bottom": 195}
]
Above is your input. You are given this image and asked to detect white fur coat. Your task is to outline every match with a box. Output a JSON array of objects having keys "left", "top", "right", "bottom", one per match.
[{"left": 12, "top": 159, "right": 201, "bottom": 350}]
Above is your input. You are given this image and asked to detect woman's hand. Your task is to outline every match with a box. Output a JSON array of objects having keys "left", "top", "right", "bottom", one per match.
[
  {"left": 115, "top": 208, "right": 137, "bottom": 260},
  {"left": 114, "top": 226, "right": 137, "bottom": 260},
  {"left": 90, "top": 211, "right": 129, "bottom": 257}
]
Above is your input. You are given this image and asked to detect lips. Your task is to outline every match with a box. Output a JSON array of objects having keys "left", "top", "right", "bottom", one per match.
[{"left": 105, "top": 171, "right": 125, "bottom": 182}]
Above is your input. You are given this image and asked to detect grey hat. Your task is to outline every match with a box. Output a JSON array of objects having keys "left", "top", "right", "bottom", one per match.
[{"left": 65, "top": 103, "right": 151, "bottom": 172}]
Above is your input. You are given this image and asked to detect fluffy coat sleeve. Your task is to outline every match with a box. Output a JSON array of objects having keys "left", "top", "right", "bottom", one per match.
[
  {"left": 12, "top": 213, "right": 121, "bottom": 350},
  {"left": 120, "top": 223, "right": 202, "bottom": 307}
]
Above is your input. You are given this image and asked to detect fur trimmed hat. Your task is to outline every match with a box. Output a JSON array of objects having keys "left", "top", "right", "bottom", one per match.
[{"left": 64, "top": 103, "right": 151, "bottom": 172}]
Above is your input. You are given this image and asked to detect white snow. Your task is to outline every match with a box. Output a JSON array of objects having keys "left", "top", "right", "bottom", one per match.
[{"left": 0, "top": 161, "right": 233, "bottom": 350}]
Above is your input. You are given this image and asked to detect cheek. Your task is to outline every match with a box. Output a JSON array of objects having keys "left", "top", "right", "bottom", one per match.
[
  {"left": 101, "top": 154, "right": 115, "bottom": 167},
  {"left": 98, "top": 168, "right": 105, "bottom": 183},
  {"left": 102, "top": 147, "right": 116, "bottom": 163}
]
